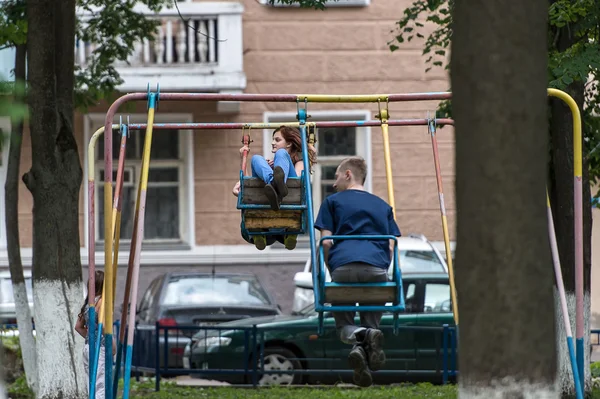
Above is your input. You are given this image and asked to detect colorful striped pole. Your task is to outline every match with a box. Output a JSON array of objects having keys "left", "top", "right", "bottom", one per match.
[
  {"left": 122, "top": 91, "right": 158, "bottom": 399},
  {"left": 103, "top": 117, "right": 115, "bottom": 399},
  {"left": 547, "top": 191, "right": 583, "bottom": 399},
  {"left": 547, "top": 88, "right": 584, "bottom": 391},
  {"left": 112, "top": 123, "right": 129, "bottom": 396},
  {"left": 87, "top": 124, "right": 118, "bottom": 399},
  {"left": 428, "top": 117, "right": 459, "bottom": 326}
]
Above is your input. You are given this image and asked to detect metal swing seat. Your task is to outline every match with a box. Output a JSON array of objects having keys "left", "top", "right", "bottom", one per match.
[
  {"left": 236, "top": 170, "right": 308, "bottom": 239},
  {"left": 236, "top": 109, "right": 315, "bottom": 242},
  {"left": 313, "top": 235, "right": 406, "bottom": 336}
]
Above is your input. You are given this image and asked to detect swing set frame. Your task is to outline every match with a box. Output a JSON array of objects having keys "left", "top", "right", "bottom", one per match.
[{"left": 85, "top": 87, "right": 583, "bottom": 399}]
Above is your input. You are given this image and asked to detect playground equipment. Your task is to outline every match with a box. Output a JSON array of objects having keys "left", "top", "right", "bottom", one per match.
[
  {"left": 86, "top": 88, "right": 583, "bottom": 399},
  {"left": 546, "top": 88, "right": 584, "bottom": 398}
]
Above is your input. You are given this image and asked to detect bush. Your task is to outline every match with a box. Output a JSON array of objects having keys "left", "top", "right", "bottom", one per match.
[
  {"left": 1, "top": 335, "right": 25, "bottom": 384},
  {"left": 592, "top": 362, "right": 600, "bottom": 379},
  {"left": 7, "top": 375, "right": 34, "bottom": 399}
]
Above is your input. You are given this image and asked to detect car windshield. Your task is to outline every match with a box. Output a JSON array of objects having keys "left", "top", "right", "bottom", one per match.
[
  {"left": 0, "top": 278, "right": 33, "bottom": 303},
  {"left": 162, "top": 275, "right": 272, "bottom": 306},
  {"left": 298, "top": 303, "right": 316, "bottom": 316},
  {"left": 399, "top": 250, "right": 445, "bottom": 273}
]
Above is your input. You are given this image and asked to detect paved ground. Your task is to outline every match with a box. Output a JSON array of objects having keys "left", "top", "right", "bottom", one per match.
[
  {"left": 592, "top": 347, "right": 600, "bottom": 363},
  {"left": 169, "top": 375, "right": 232, "bottom": 386}
]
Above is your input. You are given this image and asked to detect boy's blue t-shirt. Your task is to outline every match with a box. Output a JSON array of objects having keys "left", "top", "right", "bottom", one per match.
[{"left": 315, "top": 189, "right": 401, "bottom": 271}]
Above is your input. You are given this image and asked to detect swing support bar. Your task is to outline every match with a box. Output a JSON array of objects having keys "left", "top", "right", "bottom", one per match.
[{"left": 87, "top": 88, "right": 584, "bottom": 398}]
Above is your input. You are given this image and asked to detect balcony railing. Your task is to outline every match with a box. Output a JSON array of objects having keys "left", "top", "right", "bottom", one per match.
[{"left": 75, "top": 2, "right": 246, "bottom": 93}]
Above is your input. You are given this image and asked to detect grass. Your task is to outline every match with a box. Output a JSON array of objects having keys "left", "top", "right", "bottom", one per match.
[
  {"left": 125, "top": 379, "right": 459, "bottom": 399},
  {"left": 9, "top": 375, "right": 600, "bottom": 399}
]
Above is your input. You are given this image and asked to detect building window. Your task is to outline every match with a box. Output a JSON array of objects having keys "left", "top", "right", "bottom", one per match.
[
  {"left": 263, "top": 111, "right": 371, "bottom": 247},
  {"left": 314, "top": 125, "right": 360, "bottom": 205},
  {"left": 88, "top": 115, "right": 193, "bottom": 248}
]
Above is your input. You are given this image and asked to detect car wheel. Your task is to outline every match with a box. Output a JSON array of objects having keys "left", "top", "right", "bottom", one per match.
[{"left": 256, "top": 347, "right": 303, "bottom": 386}]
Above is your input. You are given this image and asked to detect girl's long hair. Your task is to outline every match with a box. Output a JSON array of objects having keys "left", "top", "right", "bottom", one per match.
[
  {"left": 275, "top": 126, "right": 318, "bottom": 172},
  {"left": 78, "top": 270, "right": 104, "bottom": 324}
]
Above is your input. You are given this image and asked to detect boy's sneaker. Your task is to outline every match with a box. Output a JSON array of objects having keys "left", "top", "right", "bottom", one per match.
[
  {"left": 348, "top": 345, "right": 372, "bottom": 387},
  {"left": 364, "top": 328, "right": 385, "bottom": 371},
  {"left": 253, "top": 235, "right": 267, "bottom": 251},
  {"left": 284, "top": 235, "right": 297, "bottom": 250}
]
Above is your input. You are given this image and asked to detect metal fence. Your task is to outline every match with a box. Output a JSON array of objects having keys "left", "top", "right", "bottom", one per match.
[
  {"left": 124, "top": 322, "right": 459, "bottom": 391},
  {"left": 0, "top": 321, "right": 458, "bottom": 390}
]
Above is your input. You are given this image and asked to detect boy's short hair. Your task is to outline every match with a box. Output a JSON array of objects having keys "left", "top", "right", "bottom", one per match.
[{"left": 339, "top": 156, "right": 367, "bottom": 184}]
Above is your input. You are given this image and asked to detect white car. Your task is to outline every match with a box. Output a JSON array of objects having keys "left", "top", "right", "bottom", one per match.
[{"left": 291, "top": 233, "right": 449, "bottom": 314}]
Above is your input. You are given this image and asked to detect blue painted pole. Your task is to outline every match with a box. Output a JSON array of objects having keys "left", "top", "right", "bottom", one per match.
[
  {"left": 105, "top": 330, "right": 113, "bottom": 399},
  {"left": 576, "top": 338, "right": 584, "bottom": 395},
  {"left": 113, "top": 328, "right": 124, "bottom": 398},
  {"left": 569, "top": 336, "right": 584, "bottom": 399},
  {"left": 122, "top": 345, "right": 133, "bottom": 399},
  {"left": 297, "top": 107, "right": 320, "bottom": 332},
  {"left": 91, "top": 321, "right": 103, "bottom": 388},
  {"left": 88, "top": 306, "right": 96, "bottom": 399}
]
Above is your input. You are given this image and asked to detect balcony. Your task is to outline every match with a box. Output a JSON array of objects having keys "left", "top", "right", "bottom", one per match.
[{"left": 75, "top": 2, "right": 246, "bottom": 98}]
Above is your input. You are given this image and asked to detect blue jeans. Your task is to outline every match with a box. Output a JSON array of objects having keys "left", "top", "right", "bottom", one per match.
[{"left": 251, "top": 149, "right": 297, "bottom": 184}]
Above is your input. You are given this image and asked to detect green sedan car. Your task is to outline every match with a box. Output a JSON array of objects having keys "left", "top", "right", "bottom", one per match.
[{"left": 183, "top": 272, "right": 457, "bottom": 386}]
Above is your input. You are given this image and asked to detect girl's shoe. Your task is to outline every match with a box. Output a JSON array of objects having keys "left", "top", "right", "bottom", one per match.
[
  {"left": 272, "top": 166, "right": 288, "bottom": 198},
  {"left": 253, "top": 235, "right": 267, "bottom": 250},
  {"left": 263, "top": 183, "right": 280, "bottom": 210},
  {"left": 284, "top": 235, "right": 297, "bottom": 250}
]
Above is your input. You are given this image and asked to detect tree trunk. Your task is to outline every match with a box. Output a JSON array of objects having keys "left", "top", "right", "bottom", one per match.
[
  {"left": 547, "top": 28, "right": 593, "bottom": 399},
  {"left": 5, "top": 43, "right": 38, "bottom": 395},
  {"left": 25, "top": 0, "right": 86, "bottom": 398},
  {"left": 452, "top": 0, "right": 557, "bottom": 397}
]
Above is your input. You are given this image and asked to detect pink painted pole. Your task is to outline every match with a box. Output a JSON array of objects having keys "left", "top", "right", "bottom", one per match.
[{"left": 122, "top": 118, "right": 454, "bottom": 131}]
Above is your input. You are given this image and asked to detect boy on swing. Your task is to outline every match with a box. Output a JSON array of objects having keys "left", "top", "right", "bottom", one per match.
[{"left": 315, "top": 156, "right": 401, "bottom": 387}]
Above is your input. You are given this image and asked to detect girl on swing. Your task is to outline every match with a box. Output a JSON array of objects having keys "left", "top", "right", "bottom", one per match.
[{"left": 233, "top": 125, "right": 317, "bottom": 251}]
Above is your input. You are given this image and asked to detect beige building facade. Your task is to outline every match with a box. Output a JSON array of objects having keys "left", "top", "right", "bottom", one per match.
[{"left": 2, "top": 0, "right": 596, "bottom": 320}]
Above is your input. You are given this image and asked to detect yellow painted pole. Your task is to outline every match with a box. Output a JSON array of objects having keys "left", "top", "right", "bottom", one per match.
[
  {"left": 376, "top": 106, "right": 396, "bottom": 218},
  {"left": 297, "top": 94, "right": 390, "bottom": 103},
  {"left": 296, "top": 92, "right": 451, "bottom": 103},
  {"left": 139, "top": 112, "right": 155, "bottom": 209}
]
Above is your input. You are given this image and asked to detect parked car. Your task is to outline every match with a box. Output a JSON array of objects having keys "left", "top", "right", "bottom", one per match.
[
  {"left": 183, "top": 272, "right": 456, "bottom": 386},
  {"left": 0, "top": 270, "right": 34, "bottom": 326},
  {"left": 291, "top": 233, "right": 449, "bottom": 313},
  {"left": 132, "top": 271, "right": 282, "bottom": 370}
]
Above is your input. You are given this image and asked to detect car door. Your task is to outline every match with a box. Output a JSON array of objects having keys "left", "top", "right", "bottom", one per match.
[
  {"left": 323, "top": 280, "right": 421, "bottom": 374},
  {"left": 414, "top": 280, "right": 455, "bottom": 375}
]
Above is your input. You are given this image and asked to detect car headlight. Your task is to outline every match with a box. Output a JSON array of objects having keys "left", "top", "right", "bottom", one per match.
[{"left": 195, "top": 336, "right": 232, "bottom": 349}]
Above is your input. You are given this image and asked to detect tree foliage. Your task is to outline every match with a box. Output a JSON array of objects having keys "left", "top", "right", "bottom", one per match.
[
  {"left": 0, "top": 0, "right": 173, "bottom": 109},
  {"left": 74, "top": 0, "right": 170, "bottom": 108},
  {"left": 389, "top": 0, "right": 600, "bottom": 193},
  {"left": 0, "top": 0, "right": 27, "bottom": 124}
]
